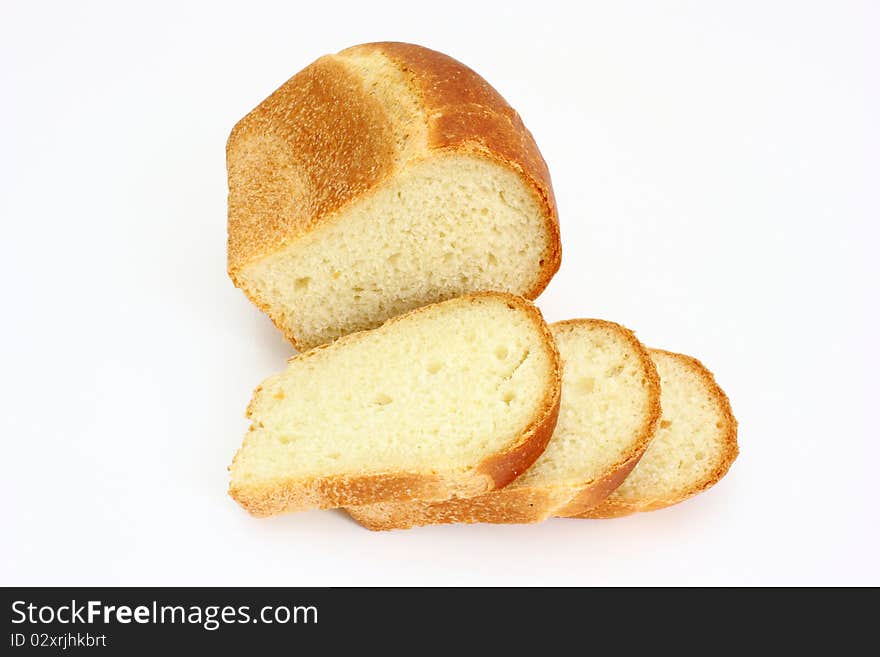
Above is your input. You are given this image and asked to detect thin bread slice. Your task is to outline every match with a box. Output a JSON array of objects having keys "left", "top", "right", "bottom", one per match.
[
  {"left": 228, "top": 42, "right": 560, "bottom": 350},
  {"left": 346, "top": 319, "right": 661, "bottom": 530},
  {"left": 229, "top": 292, "right": 561, "bottom": 517},
  {"left": 569, "top": 349, "right": 738, "bottom": 519}
]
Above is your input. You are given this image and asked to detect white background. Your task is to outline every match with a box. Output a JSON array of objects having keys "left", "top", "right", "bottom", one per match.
[{"left": 2, "top": 1, "right": 877, "bottom": 586}]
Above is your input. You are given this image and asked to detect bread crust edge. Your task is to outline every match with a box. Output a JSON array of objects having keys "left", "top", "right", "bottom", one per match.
[
  {"left": 570, "top": 349, "right": 739, "bottom": 519},
  {"left": 226, "top": 42, "right": 561, "bottom": 350},
  {"left": 345, "top": 318, "right": 661, "bottom": 529},
  {"left": 228, "top": 291, "right": 562, "bottom": 517}
]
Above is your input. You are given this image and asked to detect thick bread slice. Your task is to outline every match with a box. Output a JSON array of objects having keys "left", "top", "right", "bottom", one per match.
[
  {"left": 346, "top": 319, "right": 661, "bottom": 530},
  {"left": 570, "top": 349, "right": 738, "bottom": 519},
  {"left": 228, "top": 292, "right": 561, "bottom": 517},
  {"left": 227, "top": 42, "right": 561, "bottom": 350}
]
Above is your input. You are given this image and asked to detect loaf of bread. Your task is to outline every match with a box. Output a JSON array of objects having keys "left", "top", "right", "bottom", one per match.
[
  {"left": 228, "top": 292, "right": 561, "bottom": 517},
  {"left": 227, "top": 42, "right": 561, "bottom": 350},
  {"left": 570, "top": 349, "right": 738, "bottom": 519},
  {"left": 346, "top": 319, "right": 661, "bottom": 530}
]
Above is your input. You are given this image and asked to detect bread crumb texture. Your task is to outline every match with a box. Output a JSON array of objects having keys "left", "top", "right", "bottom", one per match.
[
  {"left": 575, "top": 350, "right": 738, "bottom": 518},
  {"left": 228, "top": 292, "right": 560, "bottom": 515},
  {"left": 345, "top": 318, "right": 661, "bottom": 529},
  {"left": 227, "top": 43, "right": 560, "bottom": 350},
  {"left": 514, "top": 320, "right": 658, "bottom": 490}
]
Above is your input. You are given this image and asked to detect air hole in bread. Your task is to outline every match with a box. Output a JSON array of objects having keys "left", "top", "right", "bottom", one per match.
[
  {"left": 295, "top": 277, "right": 311, "bottom": 291},
  {"left": 585, "top": 349, "right": 738, "bottom": 516},
  {"left": 426, "top": 360, "right": 443, "bottom": 374},
  {"left": 494, "top": 345, "right": 509, "bottom": 360},
  {"left": 273, "top": 389, "right": 285, "bottom": 400},
  {"left": 373, "top": 393, "right": 393, "bottom": 406},
  {"left": 501, "top": 390, "right": 516, "bottom": 404},
  {"left": 232, "top": 148, "right": 558, "bottom": 350}
]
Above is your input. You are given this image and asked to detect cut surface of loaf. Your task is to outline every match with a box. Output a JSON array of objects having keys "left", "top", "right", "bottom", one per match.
[
  {"left": 229, "top": 292, "right": 561, "bottom": 517},
  {"left": 571, "top": 349, "right": 738, "bottom": 519},
  {"left": 346, "top": 319, "right": 661, "bottom": 530},
  {"left": 227, "top": 42, "right": 561, "bottom": 350}
]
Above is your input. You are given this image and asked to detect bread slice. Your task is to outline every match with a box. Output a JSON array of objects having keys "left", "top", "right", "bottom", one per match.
[
  {"left": 346, "top": 319, "right": 661, "bottom": 530},
  {"left": 227, "top": 41, "right": 561, "bottom": 350},
  {"left": 228, "top": 292, "right": 561, "bottom": 517},
  {"left": 569, "top": 349, "right": 738, "bottom": 519}
]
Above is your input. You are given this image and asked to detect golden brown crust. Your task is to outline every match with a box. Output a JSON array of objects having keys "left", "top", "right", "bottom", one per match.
[
  {"left": 345, "top": 318, "right": 661, "bottom": 530},
  {"left": 228, "top": 291, "right": 562, "bottom": 517},
  {"left": 227, "top": 43, "right": 561, "bottom": 349},
  {"left": 346, "top": 485, "right": 577, "bottom": 530},
  {"left": 550, "top": 319, "right": 661, "bottom": 517},
  {"left": 572, "top": 349, "right": 739, "bottom": 520},
  {"left": 231, "top": 471, "right": 475, "bottom": 519},
  {"left": 477, "top": 398, "right": 559, "bottom": 489},
  {"left": 227, "top": 55, "right": 398, "bottom": 275},
  {"left": 553, "top": 447, "right": 643, "bottom": 517},
  {"left": 345, "top": 42, "right": 561, "bottom": 297}
]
